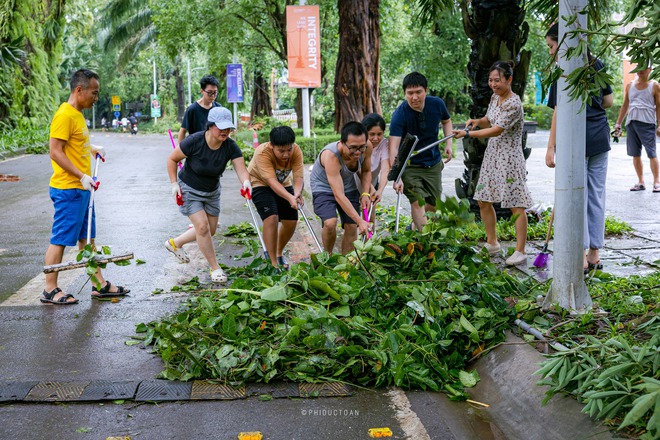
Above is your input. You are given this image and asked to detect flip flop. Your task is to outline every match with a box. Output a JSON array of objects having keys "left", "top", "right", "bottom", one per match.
[
  {"left": 653, "top": 184, "right": 660, "bottom": 193},
  {"left": 40, "top": 287, "right": 78, "bottom": 305},
  {"left": 92, "top": 280, "right": 130, "bottom": 298},
  {"left": 630, "top": 183, "right": 646, "bottom": 191}
]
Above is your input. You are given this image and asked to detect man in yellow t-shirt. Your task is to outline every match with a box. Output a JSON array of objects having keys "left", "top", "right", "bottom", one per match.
[
  {"left": 42, "top": 69, "right": 129, "bottom": 305},
  {"left": 247, "top": 126, "right": 304, "bottom": 269}
]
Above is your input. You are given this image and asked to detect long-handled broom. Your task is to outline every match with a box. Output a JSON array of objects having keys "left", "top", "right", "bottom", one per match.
[
  {"left": 43, "top": 154, "right": 134, "bottom": 273},
  {"left": 533, "top": 208, "right": 555, "bottom": 268}
]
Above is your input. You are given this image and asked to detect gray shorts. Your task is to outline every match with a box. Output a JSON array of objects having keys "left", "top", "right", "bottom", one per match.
[
  {"left": 178, "top": 180, "right": 221, "bottom": 217},
  {"left": 312, "top": 190, "right": 360, "bottom": 228},
  {"left": 626, "top": 120, "right": 657, "bottom": 159},
  {"left": 402, "top": 161, "right": 444, "bottom": 206}
]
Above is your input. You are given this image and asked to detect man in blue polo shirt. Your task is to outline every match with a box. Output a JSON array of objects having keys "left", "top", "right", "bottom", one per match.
[{"left": 389, "top": 72, "right": 453, "bottom": 231}]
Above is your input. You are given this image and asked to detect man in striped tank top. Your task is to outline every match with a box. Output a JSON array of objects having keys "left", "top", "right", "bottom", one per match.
[{"left": 615, "top": 67, "right": 660, "bottom": 192}]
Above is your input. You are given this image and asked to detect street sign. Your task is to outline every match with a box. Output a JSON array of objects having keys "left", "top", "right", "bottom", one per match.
[
  {"left": 226, "top": 64, "right": 244, "bottom": 103},
  {"left": 111, "top": 95, "right": 122, "bottom": 112},
  {"left": 150, "top": 94, "right": 161, "bottom": 118},
  {"left": 114, "top": 111, "right": 121, "bottom": 118}
]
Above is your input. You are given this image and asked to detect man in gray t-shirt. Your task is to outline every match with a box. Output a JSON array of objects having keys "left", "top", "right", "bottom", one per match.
[{"left": 311, "top": 121, "right": 372, "bottom": 254}]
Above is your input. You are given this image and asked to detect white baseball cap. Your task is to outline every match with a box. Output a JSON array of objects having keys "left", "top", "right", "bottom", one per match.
[{"left": 208, "top": 106, "right": 235, "bottom": 130}]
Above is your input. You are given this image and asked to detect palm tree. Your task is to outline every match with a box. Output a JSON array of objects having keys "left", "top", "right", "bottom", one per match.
[{"left": 98, "top": 0, "right": 156, "bottom": 68}]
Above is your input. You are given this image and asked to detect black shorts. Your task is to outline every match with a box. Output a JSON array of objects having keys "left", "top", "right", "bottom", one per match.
[
  {"left": 251, "top": 186, "right": 298, "bottom": 221},
  {"left": 312, "top": 190, "right": 360, "bottom": 228}
]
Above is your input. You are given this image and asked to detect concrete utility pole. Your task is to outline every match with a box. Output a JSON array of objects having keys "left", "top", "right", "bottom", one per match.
[{"left": 543, "top": 0, "right": 592, "bottom": 312}]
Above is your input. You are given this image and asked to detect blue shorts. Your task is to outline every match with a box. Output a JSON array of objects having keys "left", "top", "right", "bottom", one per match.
[{"left": 50, "top": 187, "right": 95, "bottom": 247}]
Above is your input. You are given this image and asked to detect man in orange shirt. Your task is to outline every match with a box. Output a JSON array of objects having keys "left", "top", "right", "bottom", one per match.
[
  {"left": 43, "top": 69, "right": 129, "bottom": 304},
  {"left": 247, "top": 126, "right": 304, "bottom": 269}
]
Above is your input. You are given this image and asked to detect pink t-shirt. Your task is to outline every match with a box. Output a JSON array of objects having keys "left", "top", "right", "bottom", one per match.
[{"left": 356, "top": 137, "right": 389, "bottom": 188}]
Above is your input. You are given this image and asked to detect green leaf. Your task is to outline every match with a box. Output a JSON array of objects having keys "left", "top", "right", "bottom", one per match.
[
  {"left": 619, "top": 392, "right": 656, "bottom": 429},
  {"left": 260, "top": 285, "right": 287, "bottom": 301},
  {"left": 222, "top": 314, "right": 237, "bottom": 338},
  {"left": 459, "top": 370, "right": 479, "bottom": 388}
]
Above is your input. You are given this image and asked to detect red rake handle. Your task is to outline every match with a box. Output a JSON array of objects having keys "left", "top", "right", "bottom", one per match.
[
  {"left": 363, "top": 207, "right": 372, "bottom": 239},
  {"left": 168, "top": 129, "right": 183, "bottom": 170}
]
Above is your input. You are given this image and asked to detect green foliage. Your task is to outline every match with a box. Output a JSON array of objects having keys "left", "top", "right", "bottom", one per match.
[
  {"left": 0, "top": 126, "right": 49, "bottom": 155},
  {"left": 224, "top": 222, "right": 257, "bottom": 239},
  {"left": 521, "top": 269, "right": 660, "bottom": 438},
  {"left": 523, "top": 104, "right": 554, "bottom": 130},
  {"left": 137, "top": 197, "right": 518, "bottom": 396}
]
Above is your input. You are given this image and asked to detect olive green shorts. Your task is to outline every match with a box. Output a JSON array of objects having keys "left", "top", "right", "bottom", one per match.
[{"left": 402, "top": 161, "right": 444, "bottom": 206}]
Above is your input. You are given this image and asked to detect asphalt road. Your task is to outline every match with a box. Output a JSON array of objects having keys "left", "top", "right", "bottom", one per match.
[{"left": 0, "top": 130, "right": 639, "bottom": 439}]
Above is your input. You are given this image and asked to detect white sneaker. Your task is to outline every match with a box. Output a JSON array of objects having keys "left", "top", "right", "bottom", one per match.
[
  {"left": 483, "top": 242, "right": 501, "bottom": 255},
  {"left": 506, "top": 251, "right": 527, "bottom": 266},
  {"left": 165, "top": 239, "right": 190, "bottom": 263},
  {"left": 210, "top": 268, "right": 227, "bottom": 283}
]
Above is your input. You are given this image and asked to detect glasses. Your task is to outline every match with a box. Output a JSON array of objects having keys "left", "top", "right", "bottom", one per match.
[
  {"left": 203, "top": 90, "right": 218, "bottom": 97},
  {"left": 345, "top": 143, "right": 367, "bottom": 153}
]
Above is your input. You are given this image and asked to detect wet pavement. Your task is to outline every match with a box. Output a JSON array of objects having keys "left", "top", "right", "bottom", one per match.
[{"left": 0, "top": 130, "right": 654, "bottom": 439}]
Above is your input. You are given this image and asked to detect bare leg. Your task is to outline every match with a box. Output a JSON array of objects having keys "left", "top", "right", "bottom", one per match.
[
  {"left": 511, "top": 207, "right": 527, "bottom": 253},
  {"left": 478, "top": 201, "right": 498, "bottom": 245},
  {"left": 321, "top": 218, "right": 338, "bottom": 253},
  {"left": 171, "top": 227, "right": 197, "bottom": 248},
  {"left": 650, "top": 157, "right": 659, "bottom": 185},
  {"left": 341, "top": 224, "right": 358, "bottom": 254},
  {"left": 262, "top": 215, "right": 279, "bottom": 266},
  {"left": 633, "top": 156, "right": 645, "bottom": 185},
  {"left": 189, "top": 210, "right": 220, "bottom": 271},
  {"left": 277, "top": 220, "right": 297, "bottom": 257},
  {"left": 44, "top": 244, "right": 73, "bottom": 302},
  {"left": 410, "top": 200, "right": 427, "bottom": 231}
]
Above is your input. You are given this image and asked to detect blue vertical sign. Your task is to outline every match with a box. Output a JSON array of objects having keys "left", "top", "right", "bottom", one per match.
[
  {"left": 226, "top": 64, "right": 244, "bottom": 103},
  {"left": 535, "top": 72, "right": 548, "bottom": 105}
]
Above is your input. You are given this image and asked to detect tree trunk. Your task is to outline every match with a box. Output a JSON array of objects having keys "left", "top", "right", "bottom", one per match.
[
  {"left": 333, "top": 0, "right": 381, "bottom": 132},
  {"left": 251, "top": 69, "right": 272, "bottom": 121},
  {"left": 456, "top": 0, "right": 531, "bottom": 218}
]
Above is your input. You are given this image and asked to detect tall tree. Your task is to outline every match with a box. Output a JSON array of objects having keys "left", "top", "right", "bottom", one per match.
[
  {"left": 334, "top": 0, "right": 381, "bottom": 131},
  {"left": 417, "top": 0, "right": 531, "bottom": 216}
]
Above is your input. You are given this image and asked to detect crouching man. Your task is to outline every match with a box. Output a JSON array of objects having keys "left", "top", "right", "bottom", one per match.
[{"left": 311, "top": 121, "right": 372, "bottom": 254}]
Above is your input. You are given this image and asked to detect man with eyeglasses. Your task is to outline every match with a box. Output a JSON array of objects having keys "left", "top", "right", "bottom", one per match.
[
  {"left": 310, "top": 121, "right": 373, "bottom": 254},
  {"left": 177, "top": 75, "right": 221, "bottom": 144},
  {"left": 389, "top": 72, "right": 453, "bottom": 231}
]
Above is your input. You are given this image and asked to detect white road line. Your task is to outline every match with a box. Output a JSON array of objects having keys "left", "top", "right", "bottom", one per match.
[{"left": 386, "top": 387, "right": 432, "bottom": 440}]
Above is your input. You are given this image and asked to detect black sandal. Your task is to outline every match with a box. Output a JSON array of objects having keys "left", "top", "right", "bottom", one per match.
[
  {"left": 584, "top": 260, "right": 603, "bottom": 274},
  {"left": 40, "top": 287, "right": 78, "bottom": 305},
  {"left": 92, "top": 280, "right": 130, "bottom": 298},
  {"left": 276, "top": 256, "right": 290, "bottom": 270}
]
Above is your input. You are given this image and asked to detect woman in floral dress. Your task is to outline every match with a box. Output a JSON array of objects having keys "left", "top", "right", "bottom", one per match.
[{"left": 453, "top": 60, "right": 533, "bottom": 266}]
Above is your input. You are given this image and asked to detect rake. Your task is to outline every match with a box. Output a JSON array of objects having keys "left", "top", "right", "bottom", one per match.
[
  {"left": 389, "top": 133, "right": 455, "bottom": 232},
  {"left": 241, "top": 187, "right": 269, "bottom": 260},
  {"left": 43, "top": 154, "right": 134, "bottom": 273},
  {"left": 298, "top": 203, "right": 324, "bottom": 253}
]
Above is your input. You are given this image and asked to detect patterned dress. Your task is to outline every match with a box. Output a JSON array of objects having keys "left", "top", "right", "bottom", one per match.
[{"left": 474, "top": 93, "right": 533, "bottom": 209}]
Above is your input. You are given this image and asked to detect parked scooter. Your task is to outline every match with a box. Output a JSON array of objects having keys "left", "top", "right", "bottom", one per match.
[{"left": 130, "top": 123, "right": 138, "bottom": 135}]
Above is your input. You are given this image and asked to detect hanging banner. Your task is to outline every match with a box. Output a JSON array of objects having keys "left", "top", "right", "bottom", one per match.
[
  {"left": 226, "top": 63, "right": 244, "bottom": 103},
  {"left": 286, "top": 5, "right": 321, "bottom": 88},
  {"left": 150, "top": 94, "right": 161, "bottom": 118}
]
